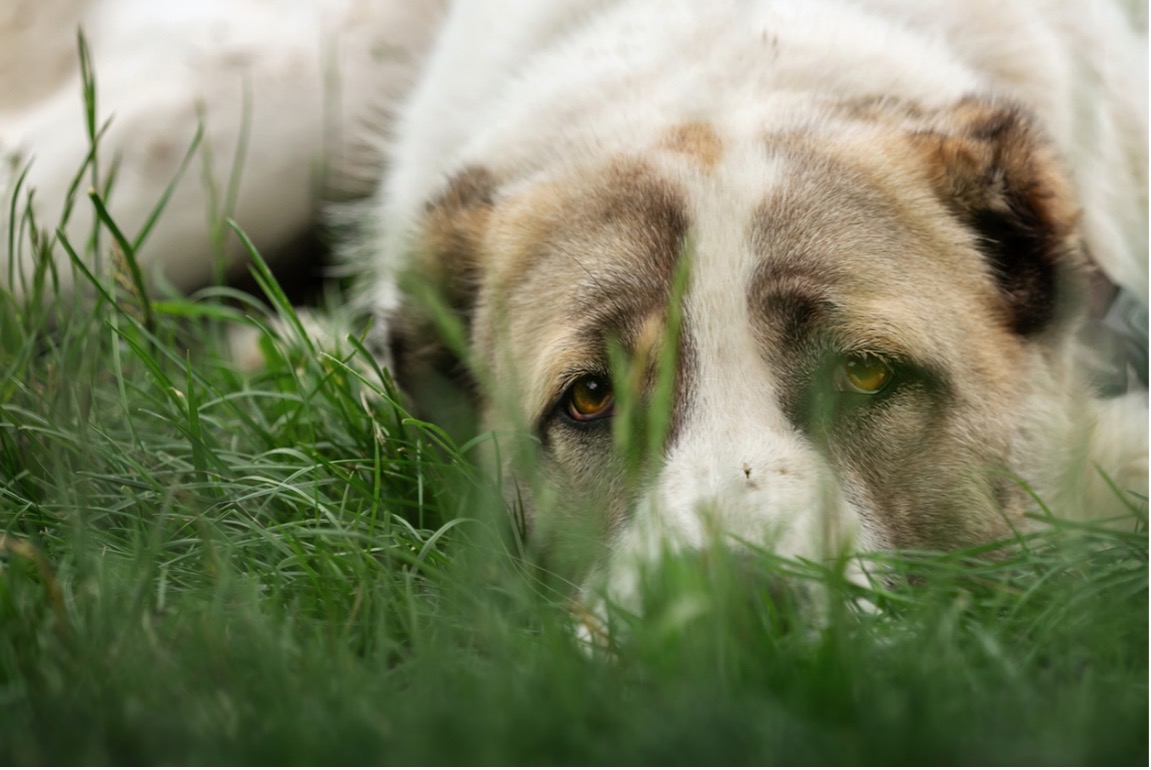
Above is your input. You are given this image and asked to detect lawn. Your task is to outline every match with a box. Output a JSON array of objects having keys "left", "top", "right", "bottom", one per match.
[{"left": 0, "top": 63, "right": 1146, "bottom": 765}]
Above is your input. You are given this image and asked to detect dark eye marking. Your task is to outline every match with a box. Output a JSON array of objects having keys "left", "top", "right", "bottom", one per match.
[{"left": 787, "top": 346, "right": 946, "bottom": 436}]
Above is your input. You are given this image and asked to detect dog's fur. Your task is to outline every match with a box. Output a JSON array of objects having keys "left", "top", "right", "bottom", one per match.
[{"left": 3, "top": 1, "right": 1148, "bottom": 606}]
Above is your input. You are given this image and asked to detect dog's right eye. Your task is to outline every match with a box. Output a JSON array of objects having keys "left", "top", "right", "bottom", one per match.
[
  {"left": 564, "top": 375, "right": 614, "bottom": 422},
  {"left": 833, "top": 354, "right": 894, "bottom": 395}
]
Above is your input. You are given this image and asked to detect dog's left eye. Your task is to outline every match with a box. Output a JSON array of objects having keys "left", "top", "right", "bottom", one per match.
[
  {"left": 564, "top": 375, "right": 614, "bottom": 421},
  {"left": 834, "top": 354, "right": 894, "bottom": 395}
]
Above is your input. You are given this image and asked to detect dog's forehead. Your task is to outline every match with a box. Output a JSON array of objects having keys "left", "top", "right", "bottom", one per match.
[
  {"left": 477, "top": 123, "right": 1017, "bottom": 420},
  {"left": 483, "top": 156, "right": 689, "bottom": 379},
  {"left": 739, "top": 142, "right": 1007, "bottom": 357},
  {"left": 494, "top": 135, "right": 982, "bottom": 309}
]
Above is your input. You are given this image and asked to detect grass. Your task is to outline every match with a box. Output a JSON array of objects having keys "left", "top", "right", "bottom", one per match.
[{"left": 0, "top": 53, "right": 1147, "bottom": 764}]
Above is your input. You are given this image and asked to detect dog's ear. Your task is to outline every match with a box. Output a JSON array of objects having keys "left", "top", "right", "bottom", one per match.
[
  {"left": 409, "top": 166, "right": 496, "bottom": 317},
  {"left": 387, "top": 166, "right": 496, "bottom": 423},
  {"left": 911, "top": 99, "right": 1083, "bottom": 337}
]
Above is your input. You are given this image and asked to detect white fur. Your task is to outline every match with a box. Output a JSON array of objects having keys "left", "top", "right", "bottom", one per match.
[
  {"left": 637, "top": 144, "right": 869, "bottom": 562},
  {"left": 368, "top": 0, "right": 1146, "bottom": 301}
]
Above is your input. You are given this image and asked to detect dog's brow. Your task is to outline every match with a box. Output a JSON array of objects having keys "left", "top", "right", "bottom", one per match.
[
  {"left": 748, "top": 264, "right": 836, "bottom": 349},
  {"left": 491, "top": 159, "right": 689, "bottom": 296}
]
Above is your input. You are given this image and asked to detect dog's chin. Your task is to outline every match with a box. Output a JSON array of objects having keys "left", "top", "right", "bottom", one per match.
[
  {"left": 571, "top": 531, "right": 878, "bottom": 651},
  {"left": 552, "top": 457, "right": 871, "bottom": 645}
]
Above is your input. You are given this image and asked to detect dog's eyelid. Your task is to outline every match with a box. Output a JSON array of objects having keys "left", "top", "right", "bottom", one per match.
[
  {"left": 836, "top": 346, "right": 895, "bottom": 363},
  {"left": 819, "top": 336, "right": 912, "bottom": 369},
  {"left": 555, "top": 367, "right": 610, "bottom": 397}
]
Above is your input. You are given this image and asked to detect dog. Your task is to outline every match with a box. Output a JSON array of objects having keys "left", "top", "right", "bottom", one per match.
[
  {"left": 357, "top": 0, "right": 1150, "bottom": 609},
  {"left": 3, "top": 1, "right": 1148, "bottom": 613}
]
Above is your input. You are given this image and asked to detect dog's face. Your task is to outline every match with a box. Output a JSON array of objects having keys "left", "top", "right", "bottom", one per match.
[{"left": 388, "top": 98, "right": 1090, "bottom": 591}]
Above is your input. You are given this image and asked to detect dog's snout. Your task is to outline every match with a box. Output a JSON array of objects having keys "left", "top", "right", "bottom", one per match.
[
  {"left": 739, "top": 459, "right": 796, "bottom": 489},
  {"left": 641, "top": 438, "right": 856, "bottom": 565}
]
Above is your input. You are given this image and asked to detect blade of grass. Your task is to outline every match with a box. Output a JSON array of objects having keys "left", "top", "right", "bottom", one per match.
[
  {"left": 131, "top": 123, "right": 206, "bottom": 254},
  {"left": 87, "top": 190, "right": 155, "bottom": 331}
]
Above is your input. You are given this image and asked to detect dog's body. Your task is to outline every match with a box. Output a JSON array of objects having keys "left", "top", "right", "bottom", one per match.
[
  {"left": 4, "top": 1, "right": 1147, "bottom": 605},
  {"left": 0, "top": 0, "right": 446, "bottom": 293}
]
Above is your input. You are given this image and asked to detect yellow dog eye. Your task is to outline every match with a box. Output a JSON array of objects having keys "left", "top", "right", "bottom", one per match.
[
  {"left": 565, "top": 375, "right": 614, "bottom": 421},
  {"left": 835, "top": 355, "right": 894, "bottom": 395}
]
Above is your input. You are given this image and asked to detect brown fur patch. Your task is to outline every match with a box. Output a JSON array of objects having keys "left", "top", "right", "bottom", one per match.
[
  {"left": 479, "top": 158, "right": 691, "bottom": 426},
  {"left": 658, "top": 121, "right": 724, "bottom": 170},
  {"left": 744, "top": 136, "right": 1034, "bottom": 550},
  {"left": 459, "top": 158, "right": 694, "bottom": 558}
]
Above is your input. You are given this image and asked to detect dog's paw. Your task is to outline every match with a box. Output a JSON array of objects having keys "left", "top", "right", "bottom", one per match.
[{"left": 226, "top": 307, "right": 383, "bottom": 382}]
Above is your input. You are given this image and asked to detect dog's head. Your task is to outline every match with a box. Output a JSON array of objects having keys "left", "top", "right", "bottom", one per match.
[{"left": 383, "top": 97, "right": 1099, "bottom": 595}]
